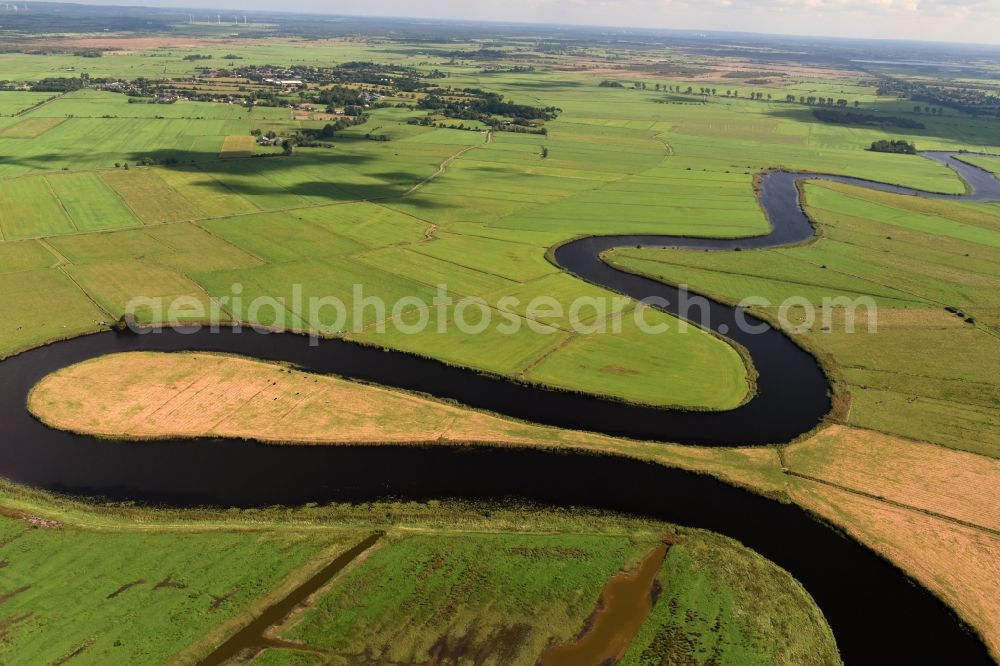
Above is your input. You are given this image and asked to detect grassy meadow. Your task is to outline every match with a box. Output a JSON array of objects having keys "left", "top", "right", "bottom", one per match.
[
  {"left": 608, "top": 180, "right": 1000, "bottom": 456},
  {"left": 958, "top": 153, "right": 1000, "bottom": 177},
  {"left": 262, "top": 530, "right": 837, "bottom": 665},
  {"left": 0, "top": 509, "right": 359, "bottom": 664},
  {"left": 0, "top": 486, "right": 839, "bottom": 665},
  {"left": 3, "top": 47, "right": 1000, "bottom": 411}
]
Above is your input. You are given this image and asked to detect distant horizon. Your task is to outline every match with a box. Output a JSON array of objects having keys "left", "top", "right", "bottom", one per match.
[{"left": 18, "top": 0, "right": 1000, "bottom": 48}]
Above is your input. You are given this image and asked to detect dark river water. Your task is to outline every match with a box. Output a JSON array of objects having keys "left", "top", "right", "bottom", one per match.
[{"left": 1, "top": 153, "right": 997, "bottom": 664}]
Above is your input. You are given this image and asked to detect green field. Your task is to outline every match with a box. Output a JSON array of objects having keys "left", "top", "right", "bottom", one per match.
[
  {"left": 0, "top": 511, "right": 357, "bottom": 664},
  {"left": 622, "top": 531, "right": 839, "bottom": 665},
  {"left": 0, "top": 90, "right": 55, "bottom": 115},
  {"left": 3, "top": 46, "right": 997, "bottom": 412},
  {"left": 0, "top": 116, "right": 65, "bottom": 138},
  {"left": 261, "top": 530, "right": 837, "bottom": 665},
  {"left": 608, "top": 180, "right": 1000, "bottom": 455},
  {"left": 957, "top": 153, "right": 1000, "bottom": 177},
  {"left": 0, "top": 487, "right": 839, "bottom": 665}
]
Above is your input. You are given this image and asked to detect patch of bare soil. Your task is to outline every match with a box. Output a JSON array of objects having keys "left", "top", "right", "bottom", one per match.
[
  {"left": 0, "top": 506, "right": 60, "bottom": 529},
  {"left": 0, "top": 585, "right": 30, "bottom": 606},
  {"left": 154, "top": 574, "right": 187, "bottom": 590},
  {"left": 51, "top": 640, "right": 94, "bottom": 666},
  {"left": 0, "top": 612, "right": 34, "bottom": 641},
  {"left": 106, "top": 579, "right": 145, "bottom": 600}
]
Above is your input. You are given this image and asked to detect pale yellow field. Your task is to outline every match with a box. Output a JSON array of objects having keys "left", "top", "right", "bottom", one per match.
[
  {"left": 789, "top": 480, "right": 1000, "bottom": 658},
  {"left": 0, "top": 117, "right": 65, "bottom": 139},
  {"left": 99, "top": 170, "right": 203, "bottom": 224},
  {"left": 785, "top": 425, "right": 1000, "bottom": 532},
  {"left": 219, "top": 134, "right": 255, "bottom": 158}
]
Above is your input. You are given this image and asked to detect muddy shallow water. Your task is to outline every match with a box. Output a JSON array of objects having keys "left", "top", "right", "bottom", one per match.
[
  {"left": 1, "top": 153, "right": 998, "bottom": 663},
  {"left": 542, "top": 541, "right": 670, "bottom": 666}
]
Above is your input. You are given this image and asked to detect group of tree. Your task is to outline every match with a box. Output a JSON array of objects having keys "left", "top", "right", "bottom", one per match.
[
  {"left": 721, "top": 71, "right": 787, "bottom": 79},
  {"left": 296, "top": 114, "right": 370, "bottom": 141},
  {"left": 310, "top": 86, "right": 369, "bottom": 113},
  {"left": 417, "top": 89, "right": 559, "bottom": 126},
  {"left": 620, "top": 82, "right": 867, "bottom": 110},
  {"left": 878, "top": 76, "right": 1000, "bottom": 118},
  {"left": 30, "top": 76, "right": 86, "bottom": 93},
  {"left": 869, "top": 139, "right": 917, "bottom": 155},
  {"left": 813, "top": 109, "right": 925, "bottom": 130}
]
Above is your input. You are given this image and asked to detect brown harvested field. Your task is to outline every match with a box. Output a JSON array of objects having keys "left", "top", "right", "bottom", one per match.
[
  {"left": 789, "top": 480, "right": 1000, "bottom": 659},
  {"left": 27, "top": 351, "right": 786, "bottom": 492},
  {"left": 220, "top": 135, "right": 254, "bottom": 158},
  {"left": 20, "top": 36, "right": 212, "bottom": 51},
  {"left": 29, "top": 351, "right": 532, "bottom": 445},
  {"left": 0, "top": 117, "right": 65, "bottom": 139},
  {"left": 785, "top": 425, "right": 1000, "bottom": 532}
]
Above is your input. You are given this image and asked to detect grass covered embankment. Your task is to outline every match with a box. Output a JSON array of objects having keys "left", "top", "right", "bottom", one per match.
[{"left": 0, "top": 484, "right": 840, "bottom": 665}]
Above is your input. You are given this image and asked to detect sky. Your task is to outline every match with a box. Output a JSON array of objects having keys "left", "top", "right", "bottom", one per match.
[{"left": 64, "top": 0, "right": 1000, "bottom": 45}]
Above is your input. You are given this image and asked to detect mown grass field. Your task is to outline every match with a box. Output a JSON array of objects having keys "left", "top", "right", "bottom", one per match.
[
  {"left": 3, "top": 49, "right": 998, "bottom": 410},
  {"left": 958, "top": 153, "right": 1000, "bottom": 177},
  {"left": 0, "top": 116, "right": 65, "bottom": 138},
  {"left": 0, "top": 90, "right": 54, "bottom": 115}
]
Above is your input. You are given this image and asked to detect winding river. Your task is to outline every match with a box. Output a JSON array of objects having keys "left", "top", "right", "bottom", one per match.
[{"left": 1, "top": 152, "right": 998, "bottom": 664}]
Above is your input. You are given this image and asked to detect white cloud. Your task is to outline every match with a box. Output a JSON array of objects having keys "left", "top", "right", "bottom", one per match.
[{"left": 76, "top": 0, "right": 1000, "bottom": 44}]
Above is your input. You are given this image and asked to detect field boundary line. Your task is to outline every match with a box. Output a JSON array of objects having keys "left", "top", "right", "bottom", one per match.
[
  {"left": 613, "top": 249, "right": 925, "bottom": 304},
  {"left": 811, "top": 227, "right": 1000, "bottom": 276},
  {"left": 840, "top": 365, "right": 1000, "bottom": 392},
  {"left": 820, "top": 219, "right": 1000, "bottom": 274},
  {"left": 190, "top": 221, "right": 270, "bottom": 266},
  {"left": 774, "top": 247, "right": 940, "bottom": 305},
  {"left": 13, "top": 91, "right": 67, "bottom": 117},
  {"left": 843, "top": 384, "right": 1000, "bottom": 416},
  {"left": 37, "top": 238, "right": 69, "bottom": 267},
  {"left": 97, "top": 170, "right": 146, "bottom": 227},
  {"left": 786, "top": 470, "right": 1000, "bottom": 537},
  {"left": 41, "top": 175, "right": 79, "bottom": 232},
  {"left": 517, "top": 330, "right": 577, "bottom": 377},
  {"left": 195, "top": 532, "right": 383, "bottom": 665},
  {"left": 403, "top": 133, "right": 489, "bottom": 198},
  {"left": 54, "top": 264, "right": 115, "bottom": 321}
]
